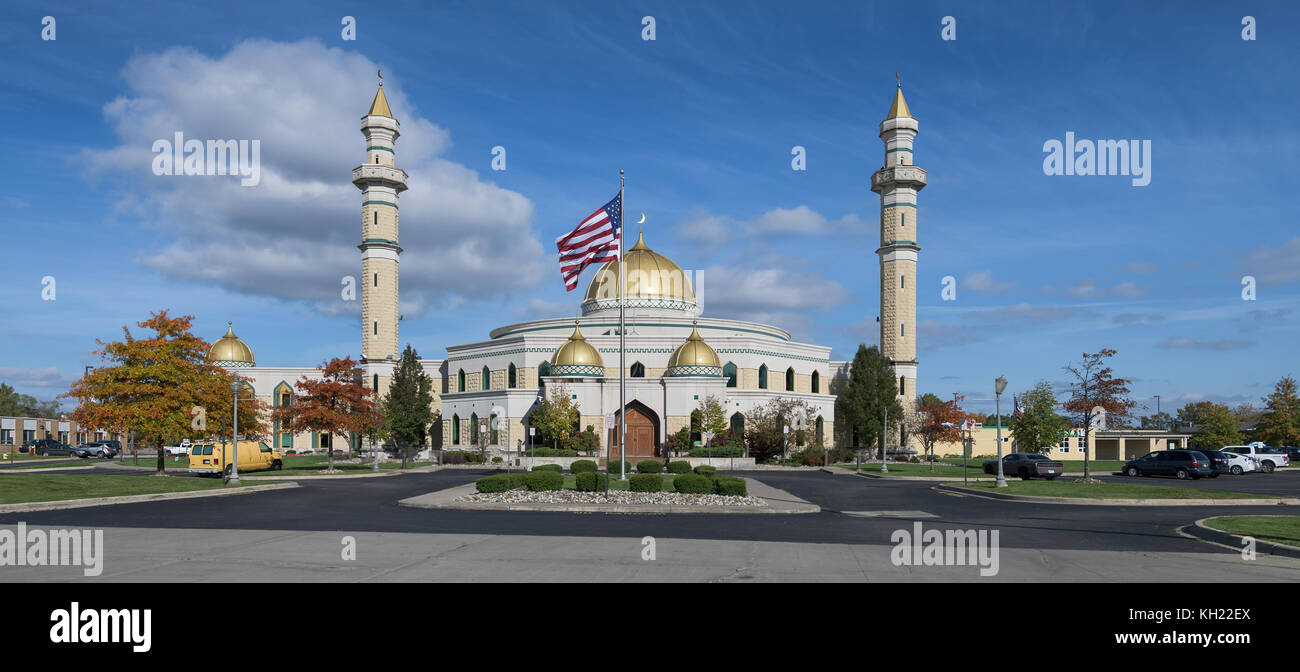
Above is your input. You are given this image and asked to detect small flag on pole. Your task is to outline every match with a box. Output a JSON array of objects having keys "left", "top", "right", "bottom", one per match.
[
  {"left": 556, "top": 193, "right": 622, "bottom": 291},
  {"left": 1013, "top": 394, "right": 1023, "bottom": 420}
]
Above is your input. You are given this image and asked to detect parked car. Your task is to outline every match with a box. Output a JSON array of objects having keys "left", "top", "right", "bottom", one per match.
[
  {"left": 982, "top": 452, "right": 1065, "bottom": 480},
  {"left": 1201, "top": 449, "right": 1256, "bottom": 476},
  {"left": 1123, "top": 450, "right": 1214, "bottom": 479},
  {"left": 1281, "top": 447, "right": 1300, "bottom": 463},
  {"left": 164, "top": 439, "right": 193, "bottom": 457},
  {"left": 23, "top": 438, "right": 71, "bottom": 456},
  {"left": 70, "top": 443, "right": 113, "bottom": 459},
  {"left": 188, "top": 440, "right": 284, "bottom": 476},
  {"left": 91, "top": 440, "right": 122, "bottom": 456},
  {"left": 1222, "top": 445, "right": 1289, "bottom": 473}
]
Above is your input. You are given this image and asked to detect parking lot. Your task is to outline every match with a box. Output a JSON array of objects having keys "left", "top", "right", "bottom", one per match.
[{"left": 1094, "top": 467, "right": 1300, "bottom": 497}]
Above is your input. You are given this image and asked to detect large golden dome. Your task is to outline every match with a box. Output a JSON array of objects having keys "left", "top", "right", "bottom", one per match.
[
  {"left": 665, "top": 321, "right": 722, "bottom": 377},
  {"left": 550, "top": 322, "right": 605, "bottom": 377},
  {"left": 581, "top": 233, "right": 696, "bottom": 314},
  {"left": 210, "top": 322, "right": 255, "bottom": 367}
]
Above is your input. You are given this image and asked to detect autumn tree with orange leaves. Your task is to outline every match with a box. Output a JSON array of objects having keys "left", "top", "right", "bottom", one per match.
[
  {"left": 270, "top": 357, "right": 378, "bottom": 473},
  {"left": 1063, "top": 349, "right": 1136, "bottom": 481},
  {"left": 64, "top": 310, "right": 265, "bottom": 475},
  {"left": 909, "top": 393, "right": 968, "bottom": 472}
]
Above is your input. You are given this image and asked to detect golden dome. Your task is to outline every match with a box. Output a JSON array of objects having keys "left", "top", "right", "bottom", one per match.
[
  {"left": 887, "top": 86, "right": 911, "bottom": 119},
  {"left": 210, "top": 322, "right": 255, "bottom": 367},
  {"left": 368, "top": 83, "right": 393, "bottom": 118},
  {"left": 550, "top": 322, "right": 605, "bottom": 376},
  {"left": 666, "top": 322, "right": 722, "bottom": 375},
  {"left": 582, "top": 233, "right": 696, "bottom": 308}
]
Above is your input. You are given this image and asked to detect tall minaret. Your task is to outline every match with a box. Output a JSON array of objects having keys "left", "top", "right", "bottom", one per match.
[
  {"left": 354, "top": 74, "right": 407, "bottom": 393},
  {"left": 871, "top": 76, "right": 925, "bottom": 441}
]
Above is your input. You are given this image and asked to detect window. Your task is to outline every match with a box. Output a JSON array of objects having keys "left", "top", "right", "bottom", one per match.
[
  {"left": 723, "top": 362, "right": 737, "bottom": 388},
  {"left": 759, "top": 365, "right": 768, "bottom": 389},
  {"left": 811, "top": 371, "right": 820, "bottom": 394},
  {"left": 373, "top": 321, "right": 378, "bottom": 335},
  {"left": 899, "top": 376, "right": 905, "bottom": 395},
  {"left": 900, "top": 274, "right": 905, "bottom": 289},
  {"left": 489, "top": 415, "right": 499, "bottom": 445},
  {"left": 373, "top": 273, "right": 378, "bottom": 287},
  {"left": 785, "top": 367, "right": 795, "bottom": 392},
  {"left": 280, "top": 392, "right": 292, "bottom": 406},
  {"left": 457, "top": 370, "right": 465, "bottom": 392},
  {"left": 538, "top": 361, "right": 550, "bottom": 377},
  {"left": 23, "top": 430, "right": 34, "bottom": 444},
  {"left": 372, "top": 375, "right": 378, "bottom": 391},
  {"left": 508, "top": 363, "right": 517, "bottom": 388},
  {"left": 730, "top": 413, "right": 745, "bottom": 442},
  {"left": 1059, "top": 436, "right": 1070, "bottom": 452},
  {"left": 901, "top": 212, "right": 906, "bottom": 228},
  {"left": 470, "top": 414, "right": 479, "bottom": 444},
  {"left": 319, "top": 434, "right": 331, "bottom": 450},
  {"left": 452, "top": 414, "right": 460, "bottom": 445},
  {"left": 815, "top": 416, "right": 824, "bottom": 446},
  {"left": 482, "top": 366, "right": 490, "bottom": 390},
  {"left": 373, "top": 211, "right": 378, "bottom": 227},
  {"left": 631, "top": 362, "right": 645, "bottom": 378},
  {"left": 690, "top": 410, "right": 702, "bottom": 445},
  {"left": 900, "top": 322, "right": 905, "bottom": 339}
]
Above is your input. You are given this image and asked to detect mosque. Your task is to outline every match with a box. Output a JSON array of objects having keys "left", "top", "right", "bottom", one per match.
[{"left": 208, "top": 79, "right": 925, "bottom": 461}]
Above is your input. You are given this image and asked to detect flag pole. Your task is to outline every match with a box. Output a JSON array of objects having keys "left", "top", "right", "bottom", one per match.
[{"left": 618, "top": 169, "right": 627, "bottom": 482}]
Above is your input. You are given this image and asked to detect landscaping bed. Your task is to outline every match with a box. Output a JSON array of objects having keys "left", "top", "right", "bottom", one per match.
[
  {"left": 456, "top": 488, "right": 768, "bottom": 508},
  {"left": 0, "top": 473, "right": 268, "bottom": 505}
]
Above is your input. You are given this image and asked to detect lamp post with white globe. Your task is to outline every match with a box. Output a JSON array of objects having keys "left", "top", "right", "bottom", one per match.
[{"left": 995, "top": 375, "right": 1008, "bottom": 488}]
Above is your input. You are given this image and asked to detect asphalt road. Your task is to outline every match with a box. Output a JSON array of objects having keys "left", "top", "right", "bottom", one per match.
[{"left": 3, "top": 469, "right": 1294, "bottom": 555}]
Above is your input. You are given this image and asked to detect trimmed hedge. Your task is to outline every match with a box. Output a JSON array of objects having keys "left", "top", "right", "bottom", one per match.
[
  {"left": 637, "top": 460, "right": 663, "bottom": 474},
  {"left": 571, "top": 459, "right": 598, "bottom": 474},
  {"left": 693, "top": 465, "right": 717, "bottom": 477},
  {"left": 525, "top": 470, "right": 564, "bottom": 491},
  {"left": 530, "top": 447, "right": 579, "bottom": 457},
  {"left": 673, "top": 473, "right": 712, "bottom": 494},
  {"left": 475, "top": 473, "right": 527, "bottom": 493},
  {"left": 666, "top": 460, "right": 692, "bottom": 474},
  {"left": 532, "top": 464, "right": 562, "bottom": 473},
  {"left": 628, "top": 474, "right": 663, "bottom": 492},
  {"left": 688, "top": 445, "right": 743, "bottom": 457},
  {"left": 606, "top": 460, "right": 632, "bottom": 475},
  {"left": 713, "top": 476, "right": 747, "bottom": 497},
  {"left": 574, "top": 471, "right": 607, "bottom": 491}
]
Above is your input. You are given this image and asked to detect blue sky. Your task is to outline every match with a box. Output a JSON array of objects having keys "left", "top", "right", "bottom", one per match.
[{"left": 1, "top": 0, "right": 1297, "bottom": 416}]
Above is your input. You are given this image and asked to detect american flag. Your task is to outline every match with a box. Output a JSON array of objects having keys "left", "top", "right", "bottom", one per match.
[
  {"left": 1013, "top": 394, "right": 1023, "bottom": 419},
  {"left": 556, "top": 192, "right": 622, "bottom": 291}
]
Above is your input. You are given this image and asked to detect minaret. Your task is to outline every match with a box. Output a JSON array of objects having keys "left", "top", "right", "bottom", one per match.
[
  {"left": 354, "top": 73, "right": 408, "bottom": 393},
  {"left": 871, "top": 76, "right": 925, "bottom": 438}
]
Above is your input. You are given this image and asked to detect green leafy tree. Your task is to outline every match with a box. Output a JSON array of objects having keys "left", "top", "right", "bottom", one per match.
[
  {"left": 744, "top": 397, "right": 817, "bottom": 463},
  {"left": 1175, "top": 401, "right": 1216, "bottom": 430},
  {"left": 834, "top": 344, "right": 902, "bottom": 463},
  {"left": 381, "top": 344, "right": 435, "bottom": 469},
  {"left": 1062, "top": 349, "right": 1135, "bottom": 481},
  {"left": 695, "top": 394, "right": 728, "bottom": 442},
  {"left": 532, "top": 382, "right": 579, "bottom": 451},
  {"left": 1256, "top": 376, "right": 1300, "bottom": 447},
  {"left": 1190, "top": 403, "right": 1243, "bottom": 451},
  {"left": 0, "top": 383, "right": 62, "bottom": 418},
  {"left": 1009, "top": 381, "right": 1070, "bottom": 454},
  {"left": 1140, "top": 412, "right": 1174, "bottom": 430}
]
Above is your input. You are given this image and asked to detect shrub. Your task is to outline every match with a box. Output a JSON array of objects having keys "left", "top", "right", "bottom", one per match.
[
  {"left": 574, "top": 471, "right": 607, "bottom": 491},
  {"left": 525, "top": 470, "right": 564, "bottom": 491},
  {"left": 475, "top": 473, "right": 526, "bottom": 493},
  {"left": 801, "top": 449, "right": 825, "bottom": 467},
  {"left": 666, "top": 460, "right": 692, "bottom": 474},
  {"left": 687, "top": 444, "right": 743, "bottom": 458},
  {"left": 571, "top": 459, "right": 598, "bottom": 474},
  {"left": 628, "top": 474, "right": 663, "bottom": 492},
  {"left": 532, "top": 463, "right": 562, "bottom": 473},
  {"left": 491, "top": 456, "right": 504, "bottom": 463},
  {"left": 693, "top": 465, "right": 717, "bottom": 477},
  {"left": 637, "top": 460, "right": 663, "bottom": 474},
  {"left": 529, "top": 447, "right": 579, "bottom": 457},
  {"left": 606, "top": 460, "right": 632, "bottom": 475},
  {"left": 673, "top": 473, "right": 712, "bottom": 494},
  {"left": 713, "top": 476, "right": 747, "bottom": 497}
]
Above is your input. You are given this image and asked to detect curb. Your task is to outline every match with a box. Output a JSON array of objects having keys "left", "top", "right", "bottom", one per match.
[
  {"left": 0, "top": 465, "right": 101, "bottom": 474},
  {"left": 0, "top": 482, "right": 299, "bottom": 514},
  {"left": 934, "top": 483, "right": 1300, "bottom": 506},
  {"left": 241, "top": 464, "right": 440, "bottom": 480},
  {"left": 1180, "top": 516, "right": 1300, "bottom": 559}
]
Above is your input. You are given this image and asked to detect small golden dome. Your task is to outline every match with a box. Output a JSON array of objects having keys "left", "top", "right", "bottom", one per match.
[
  {"left": 666, "top": 322, "right": 721, "bottom": 371},
  {"left": 887, "top": 86, "right": 911, "bottom": 119},
  {"left": 582, "top": 233, "right": 696, "bottom": 306},
  {"left": 551, "top": 322, "right": 605, "bottom": 375},
  {"left": 210, "top": 322, "right": 255, "bottom": 367},
  {"left": 368, "top": 83, "right": 393, "bottom": 118}
]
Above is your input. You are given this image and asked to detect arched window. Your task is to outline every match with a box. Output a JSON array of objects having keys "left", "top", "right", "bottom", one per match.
[
  {"left": 538, "top": 361, "right": 551, "bottom": 377},
  {"left": 690, "top": 410, "right": 702, "bottom": 446},
  {"left": 489, "top": 415, "right": 499, "bottom": 445},
  {"left": 452, "top": 414, "right": 460, "bottom": 445},
  {"left": 457, "top": 369, "right": 465, "bottom": 392},
  {"left": 470, "top": 413, "right": 479, "bottom": 445},
  {"left": 730, "top": 412, "right": 745, "bottom": 443},
  {"left": 482, "top": 366, "right": 490, "bottom": 390},
  {"left": 811, "top": 371, "right": 820, "bottom": 394},
  {"left": 759, "top": 365, "right": 768, "bottom": 389},
  {"left": 816, "top": 416, "right": 824, "bottom": 447},
  {"left": 630, "top": 362, "right": 645, "bottom": 378},
  {"left": 508, "top": 363, "right": 517, "bottom": 388},
  {"left": 723, "top": 362, "right": 737, "bottom": 388},
  {"left": 785, "top": 367, "right": 795, "bottom": 392},
  {"left": 899, "top": 376, "right": 905, "bottom": 395}
]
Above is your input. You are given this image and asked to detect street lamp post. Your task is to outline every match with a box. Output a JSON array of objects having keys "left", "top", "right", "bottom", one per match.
[
  {"left": 782, "top": 425, "right": 789, "bottom": 462},
  {"left": 1154, "top": 394, "right": 1162, "bottom": 431},
  {"left": 228, "top": 378, "right": 241, "bottom": 485},
  {"left": 880, "top": 405, "right": 889, "bottom": 473},
  {"left": 995, "top": 375, "right": 1008, "bottom": 488}
]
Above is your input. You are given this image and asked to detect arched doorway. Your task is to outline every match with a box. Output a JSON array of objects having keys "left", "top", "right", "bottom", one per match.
[{"left": 610, "top": 401, "right": 660, "bottom": 463}]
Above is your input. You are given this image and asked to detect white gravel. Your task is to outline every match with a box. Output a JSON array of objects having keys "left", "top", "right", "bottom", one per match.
[{"left": 457, "top": 488, "right": 768, "bottom": 508}]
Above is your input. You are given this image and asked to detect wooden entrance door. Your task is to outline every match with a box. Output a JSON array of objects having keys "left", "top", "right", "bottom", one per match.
[{"left": 611, "top": 406, "right": 657, "bottom": 462}]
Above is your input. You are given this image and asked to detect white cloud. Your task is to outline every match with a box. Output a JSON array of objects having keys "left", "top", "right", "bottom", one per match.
[
  {"left": 1240, "top": 237, "right": 1300, "bottom": 286},
  {"left": 1157, "top": 337, "right": 1254, "bottom": 351},
  {"left": 0, "top": 367, "right": 75, "bottom": 390},
  {"left": 676, "top": 205, "right": 865, "bottom": 248},
  {"left": 1064, "top": 278, "right": 1146, "bottom": 299},
  {"left": 83, "top": 39, "right": 546, "bottom": 318},
  {"left": 962, "top": 270, "right": 1016, "bottom": 295}
]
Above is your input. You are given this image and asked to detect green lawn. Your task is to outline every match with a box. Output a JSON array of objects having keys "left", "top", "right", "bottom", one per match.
[
  {"left": 954, "top": 480, "right": 1271, "bottom": 500},
  {"left": 0, "top": 451, "right": 71, "bottom": 462},
  {"left": 4, "top": 459, "right": 99, "bottom": 470},
  {"left": 0, "top": 473, "right": 264, "bottom": 504},
  {"left": 561, "top": 473, "right": 679, "bottom": 492},
  {"left": 272, "top": 455, "right": 431, "bottom": 475},
  {"left": 1203, "top": 516, "right": 1300, "bottom": 548}
]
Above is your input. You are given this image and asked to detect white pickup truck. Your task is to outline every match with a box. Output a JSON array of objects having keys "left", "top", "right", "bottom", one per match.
[
  {"left": 1222, "top": 445, "right": 1290, "bottom": 473},
  {"left": 163, "top": 439, "right": 193, "bottom": 457}
]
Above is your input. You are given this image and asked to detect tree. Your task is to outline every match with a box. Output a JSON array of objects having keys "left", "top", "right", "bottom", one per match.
[
  {"left": 0, "top": 383, "right": 62, "bottom": 418},
  {"left": 1062, "top": 349, "right": 1135, "bottom": 481},
  {"left": 531, "top": 382, "right": 579, "bottom": 452},
  {"left": 1009, "top": 381, "right": 1070, "bottom": 455},
  {"left": 1256, "top": 376, "right": 1300, "bottom": 447},
  {"left": 271, "top": 357, "right": 377, "bottom": 473},
  {"left": 910, "top": 394, "right": 966, "bottom": 471},
  {"left": 834, "top": 344, "right": 902, "bottom": 461},
  {"left": 1175, "top": 401, "right": 1216, "bottom": 430},
  {"left": 1190, "top": 403, "right": 1242, "bottom": 451},
  {"left": 744, "top": 397, "right": 817, "bottom": 463},
  {"left": 64, "top": 311, "right": 263, "bottom": 475},
  {"left": 1139, "top": 412, "right": 1174, "bottom": 430},
  {"left": 381, "top": 345, "right": 435, "bottom": 469},
  {"left": 695, "top": 395, "right": 727, "bottom": 443}
]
